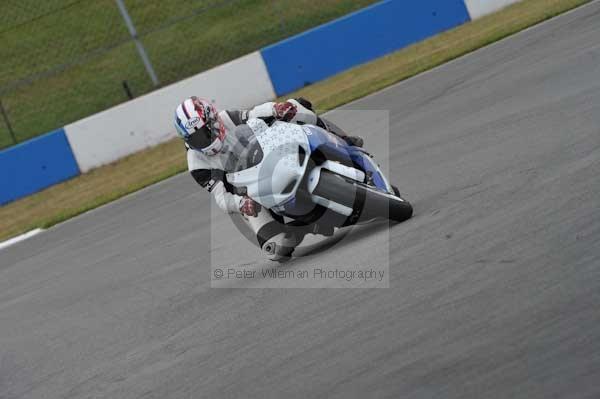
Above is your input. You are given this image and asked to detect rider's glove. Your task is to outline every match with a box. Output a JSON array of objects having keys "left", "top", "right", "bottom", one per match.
[
  {"left": 273, "top": 101, "right": 297, "bottom": 122},
  {"left": 239, "top": 196, "right": 261, "bottom": 217}
]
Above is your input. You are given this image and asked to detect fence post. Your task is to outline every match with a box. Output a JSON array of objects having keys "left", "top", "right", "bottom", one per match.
[
  {"left": 114, "top": 0, "right": 160, "bottom": 86},
  {"left": 273, "top": 0, "right": 287, "bottom": 35},
  {"left": 0, "top": 98, "right": 17, "bottom": 145}
]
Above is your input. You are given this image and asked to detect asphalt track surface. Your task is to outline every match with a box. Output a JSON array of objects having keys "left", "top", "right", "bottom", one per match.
[{"left": 2, "top": 3, "right": 600, "bottom": 398}]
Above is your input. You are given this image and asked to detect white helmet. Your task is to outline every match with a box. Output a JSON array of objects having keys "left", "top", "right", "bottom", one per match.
[{"left": 174, "top": 96, "right": 225, "bottom": 156}]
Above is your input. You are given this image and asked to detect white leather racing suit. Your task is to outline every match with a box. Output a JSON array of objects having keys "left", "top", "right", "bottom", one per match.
[{"left": 187, "top": 99, "right": 318, "bottom": 260}]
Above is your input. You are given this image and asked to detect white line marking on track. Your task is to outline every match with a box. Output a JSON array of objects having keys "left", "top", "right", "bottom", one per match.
[{"left": 0, "top": 228, "right": 44, "bottom": 251}]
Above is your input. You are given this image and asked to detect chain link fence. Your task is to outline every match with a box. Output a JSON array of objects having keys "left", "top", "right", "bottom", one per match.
[{"left": 0, "top": 0, "right": 376, "bottom": 149}]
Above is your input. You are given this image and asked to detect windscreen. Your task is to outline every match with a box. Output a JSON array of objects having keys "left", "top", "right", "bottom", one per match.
[{"left": 225, "top": 124, "right": 264, "bottom": 172}]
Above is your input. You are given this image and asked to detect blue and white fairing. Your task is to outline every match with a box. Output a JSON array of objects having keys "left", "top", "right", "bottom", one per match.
[
  {"left": 302, "top": 125, "right": 392, "bottom": 193},
  {"left": 226, "top": 119, "right": 311, "bottom": 209},
  {"left": 226, "top": 119, "right": 393, "bottom": 216}
]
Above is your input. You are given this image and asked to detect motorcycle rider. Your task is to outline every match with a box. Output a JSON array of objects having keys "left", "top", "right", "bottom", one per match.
[{"left": 174, "top": 96, "right": 363, "bottom": 261}]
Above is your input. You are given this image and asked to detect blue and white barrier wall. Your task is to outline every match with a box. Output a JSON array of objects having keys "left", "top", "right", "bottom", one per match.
[
  {"left": 260, "top": 0, "right": 471, "bottom": 96},
  {"left": 65, "top": 52, "right": 275, "bottom": 173},
  {"left": 0, "top": 129, "right": 79, "bottom": 205},
  {"left": 0, "top": 0, "right": 521, "bottom": 204},
  {"left": 463, "top": 0, "right": 521, "bottom": 19}
]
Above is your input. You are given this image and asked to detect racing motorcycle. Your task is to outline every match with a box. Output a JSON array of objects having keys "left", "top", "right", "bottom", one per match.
[{"left": 226, "top": 117, "right": 413, "bottom": 250}]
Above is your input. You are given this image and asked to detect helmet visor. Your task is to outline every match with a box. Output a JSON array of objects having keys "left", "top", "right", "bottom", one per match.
[{"left": 186, "top": 124, "right": 215, "bottom": 151}]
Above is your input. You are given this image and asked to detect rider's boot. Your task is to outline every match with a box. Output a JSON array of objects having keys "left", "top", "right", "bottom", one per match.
[
  {"left": 342, "top": 136, "right": 364, "bottom": 147},
  {"left": 296, "top": 97, "right": 364, "bottom": 148}
]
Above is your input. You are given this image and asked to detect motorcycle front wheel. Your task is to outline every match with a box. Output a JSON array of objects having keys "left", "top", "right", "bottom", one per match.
[{"left": 313, "top": 171, "right": 413, "bottom": 223}]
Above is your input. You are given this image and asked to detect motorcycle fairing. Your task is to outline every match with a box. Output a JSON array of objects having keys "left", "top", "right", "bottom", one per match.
[{"left": 302, "top": 125, "right": 391, "bottom": 192}]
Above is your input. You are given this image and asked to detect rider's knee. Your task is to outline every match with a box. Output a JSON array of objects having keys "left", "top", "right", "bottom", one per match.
[{"left": 261, "top": 232, "right": 303, "bottom": 262}]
